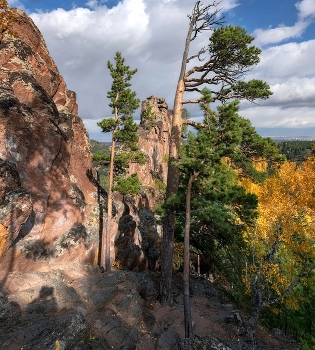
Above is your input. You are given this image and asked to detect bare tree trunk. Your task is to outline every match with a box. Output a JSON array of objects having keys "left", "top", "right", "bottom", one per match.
[
  {"left": 160, "top": 212, "right": 175, "bottom": 305},
  {"left": 103, "top": 103, "right": 118, "bottom": 272},
  {"left": 105, "top": 135, "right": 115, "bottom": 272},
  {"left": 160, "top": 5, "right": 194, "bottom": 305},
  {"left": 183, "top": 172, "right": 199, "bottom": 340},
  {"left": 97, "top": 170, "right": 103, "bottom": 267},
  {"left": 160, "top": 79, "right": 185, "bottom": 304},
  {"left": 160, "top": 0, "right": 222, "bottom": 305}
]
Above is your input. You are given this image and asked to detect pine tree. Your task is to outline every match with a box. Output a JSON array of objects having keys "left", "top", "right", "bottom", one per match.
[
  {"left": 160, "top": 0, "right": 273, "bottom": 305},
  {"left": 164, "top": 97, "right": 280, "bottom": 342},
  {"left": 97, "top": 52, "right": 144, "bottom": 272}
]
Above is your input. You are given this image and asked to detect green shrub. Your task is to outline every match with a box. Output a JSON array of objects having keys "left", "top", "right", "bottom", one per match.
[
  {"left": 114, "top": 173, "right": 141, "bottom": 195},
  {"left": 154, "top": 178, "right": 166, "bottom": 193},
  {"left": 141, "top": 104, "right": 155, "bottom": 129}
]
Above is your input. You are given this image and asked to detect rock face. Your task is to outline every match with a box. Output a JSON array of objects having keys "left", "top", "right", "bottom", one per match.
[
  {"left": 0, "top": 9, "right": 98, "bottom": 271},
  {"left": 114, "top": 97, "right": 172, "bottom": 271},
  {"left": 129, "top": 96, "right": 171, "bottom": 190}
]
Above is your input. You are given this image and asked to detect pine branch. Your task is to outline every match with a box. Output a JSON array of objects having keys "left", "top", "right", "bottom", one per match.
[{"left": 182, "top": 119, "right": 206, "bottom": 127}]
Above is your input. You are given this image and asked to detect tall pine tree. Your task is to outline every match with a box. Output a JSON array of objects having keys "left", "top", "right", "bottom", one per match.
[
  {"left": 160, "top": 0, "right": 273, "bottom": 305},
  {"left": 164, "top": 97, "right": 281, "bottom": 342},
  {"left": 97, "top": 52, "right": 144, "bottom": 271}
]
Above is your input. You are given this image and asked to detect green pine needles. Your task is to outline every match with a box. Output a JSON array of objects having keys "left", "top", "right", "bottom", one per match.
[
  {"left": 97, "top": 51, "right": 145, "bottom": 270},
  {"left": 97, "top": 52, "right": 145, "bottom": 196}
]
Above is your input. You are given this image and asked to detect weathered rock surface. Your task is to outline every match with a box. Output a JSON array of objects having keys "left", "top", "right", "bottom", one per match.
[
  {"left": 129, "top": 96, "right": 171, "bottom": 190},
  {"left": 114, "top": 198, "right": 161, "bottom": 271},
  {"left": 0, "top": 9, "right": 98, "bottom": 271},
  {"left": 112, "top": 97, "right": 171, "bottom": 271},
  {"left": 0, "top": 268, "right": 299, "bottom": 350}
]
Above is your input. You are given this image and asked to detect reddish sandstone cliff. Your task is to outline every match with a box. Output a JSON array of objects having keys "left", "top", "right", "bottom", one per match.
[
  {"left": 113, "top": 97, "right": 172, "bottom": 271},
  {"left": 129, "top": 96, "right": 171, "bottom": 189},
  {"left": 0, "top": 9, "right": 98, "bottom": 271}
]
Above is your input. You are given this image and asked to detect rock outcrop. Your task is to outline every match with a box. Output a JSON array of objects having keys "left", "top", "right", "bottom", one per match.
[
  {"left": 113, "top": 97, "right": 172, "bottom": 271},
  {"left": 129, "top": 96, "right": 171, "bottom": 191},
  {"left": 0, "top": 9, "right": 98, "bottom": 272},
  {"left": 0, "top": 268, "right": 297, "bottom": 350}
]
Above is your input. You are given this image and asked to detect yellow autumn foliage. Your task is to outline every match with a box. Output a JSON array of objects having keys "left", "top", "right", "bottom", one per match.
[
  {"left": 243, "top": 157, "right": 315, "bottom": 304},
  {"left": 0, "top": 224, "right": 7, "bottom": 256},
  {"left": 0, "top": 1, "right": 17, "bottom": 41}
]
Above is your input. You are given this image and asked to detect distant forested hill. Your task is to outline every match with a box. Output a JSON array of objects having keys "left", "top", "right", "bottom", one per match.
[
  {"left": 90, "top": 140, "right": 110, "bottom": 189},
  {"left": 277, "top": 141, "right": 315, "bottom": 163},
  {"left": 90, "top": 140, "right": 110, "bottom": 154}
]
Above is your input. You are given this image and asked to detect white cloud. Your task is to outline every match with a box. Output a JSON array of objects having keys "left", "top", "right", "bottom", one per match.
[
  {"left": 250, "top": 40, "right": 315, "bottom": 81},
  {"left": 8, "top": 0, "right": 26, "bottom": 10},
  {"left": 86, "top": 0, "right": 99, "bottom": 10},
  {"left": 26, "top": 0, "right": 314, "bottom": 139},
  {"left": 221, "top": 0, "right": 239, "bottom": 11},
  {"left": 240, "top": 105, "right": 315, "bottom": 129},
  {"left": 296, "top": 0, "right": 315, "bottom": 20},
  {"left": 31, "top": 0, "right": 149, "bottom": 48},
  {"left": 253, "top": 21, "right": 308, "bottom": 46},
  {"left": 268, "top": 77, "right": 315, "bottom": 108},
  {"left": 85, "top": 0, "right": 108, "bottom": 9},
  {"left": 252, "top": 0, "right": 315, "bottom": 46}
]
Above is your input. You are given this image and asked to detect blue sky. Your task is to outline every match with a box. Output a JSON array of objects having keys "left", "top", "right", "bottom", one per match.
[
  {"left": 8, "top": 0, "right": 315, "bottom": 140},
  {"left": 17, "top": 0, "right": 315, "bottom": 42}
]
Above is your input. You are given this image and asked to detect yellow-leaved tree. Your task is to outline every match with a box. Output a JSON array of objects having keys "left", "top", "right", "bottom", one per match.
[
  {"left": 242, "top": 157, "right": 315, "bottom": 339},
  {"left": 0, "top": 0, "right": 16, "bottom": 42}
]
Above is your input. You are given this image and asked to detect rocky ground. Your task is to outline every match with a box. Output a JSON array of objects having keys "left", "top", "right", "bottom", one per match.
[{"left": 0, "top": 265, "right": 300, "bottom": 350}]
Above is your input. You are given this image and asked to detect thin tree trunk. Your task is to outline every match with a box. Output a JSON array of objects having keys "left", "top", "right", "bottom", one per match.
[
  {"left": 183, "top": 174, "right": 194, "bottom": 340},
  {"left": 244, "top": 283, "right": 263, "bottom": 344},
  {"left": 184, "top": 172, "right": 199, "bottom": 341},
  {"left": 105, "top": 135, "right": 115, "bottom": 272},
  {"left": 160, "top": 212, "right": 175, "bottom": 305},
  {"left": 160, "top": 79, "right": 185, "bottom": 304},
  {"left": 160, "top": 5, "right": 195, "bottom": 304},
  {"left": 97, "top": 170, "right": 103, "bottom": 267},
  {"left": 104, "top": 103, "right": 118, "bottom": 272}
]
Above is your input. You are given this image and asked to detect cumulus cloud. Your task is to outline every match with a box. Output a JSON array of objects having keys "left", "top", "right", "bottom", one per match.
[
  {"left": 267, "top": 77, "right": 315, "bottom": 108},
  {"left": 253, "top": 21, "right": 308, "bottom": 46},
  {"left": 86, "top": 0, "right": 108, "bottom": 10},
  {"left": 240, "top": 105, "right": 315, "bottom": 129},
  {"left": 296, "top": 0, "right": 315, "bottom": 20},
  {"left": 255, "top": 40, "right": 315, "bottom": 80},
  {"left": 29, "top": 0, "right": 237, "bottom": 129},
  {"left": 25, "top": 0, "right": 313, "bottom": 139},
  {"left": 252, "top": 0, "right": 315, "bottom": 46}
]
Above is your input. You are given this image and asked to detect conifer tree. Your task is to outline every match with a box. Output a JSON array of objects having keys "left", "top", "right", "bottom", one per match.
[
  {"left": 97, "top": 52, "right": 144, "bottom": 272},
  {"left": 160, "top": 0, "right": 273, "bottom": 305},
  {"left": 165, "top": 97, "right": 281, "bottom": 342}
]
